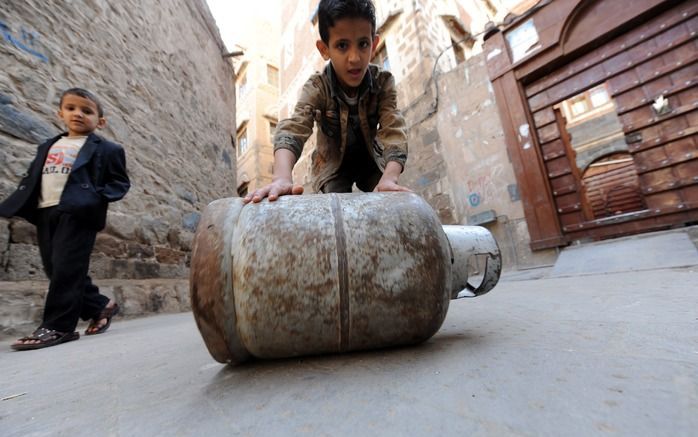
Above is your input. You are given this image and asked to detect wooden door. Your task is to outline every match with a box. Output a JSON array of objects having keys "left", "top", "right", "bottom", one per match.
[{"left": 523, "top": 0, "right": 698, "bottom": 241}]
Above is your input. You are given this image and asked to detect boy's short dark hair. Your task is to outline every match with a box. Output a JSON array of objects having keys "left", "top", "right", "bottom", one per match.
[
  {"left": 318, "top": 0, "right": 376, "bottom": 44},
  {"left": 59, "top": 88, "right": 104, "bottom": 117}
]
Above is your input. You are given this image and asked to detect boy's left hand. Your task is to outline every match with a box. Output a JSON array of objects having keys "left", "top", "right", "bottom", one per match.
[
  {"left": 374, "top": 178, "right": 412, "bottom": 192},
  {"left": 374, "top": 161, "right": 412, "bottom": 193}
]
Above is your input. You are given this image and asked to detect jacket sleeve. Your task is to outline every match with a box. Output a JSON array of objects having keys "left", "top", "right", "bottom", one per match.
[
  {"left": 100, "top": 144, "right": 130, "bottom": 202},
  {"left": 273, "top": 74, "right": 325, "bottom": 160},
  {"left": 375, "top": 72, "right": 408, "bottom": 170}
]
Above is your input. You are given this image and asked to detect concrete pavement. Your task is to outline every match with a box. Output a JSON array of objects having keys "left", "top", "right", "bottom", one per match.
[{"left": 1, "top": 266, "right": 697, "bottom": 436}]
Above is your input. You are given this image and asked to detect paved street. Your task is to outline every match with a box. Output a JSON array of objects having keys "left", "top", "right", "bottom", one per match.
[{"left": 1, "top": 266, "right": 697, "bottom": 436}]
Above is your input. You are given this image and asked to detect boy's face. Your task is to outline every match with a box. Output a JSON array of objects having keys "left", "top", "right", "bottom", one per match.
[
  {"left": 316, "top": 17, "right": 379, "bottom": 93},
  {"left": 58, "top": 94, "right": 105, "bottom": 137}
]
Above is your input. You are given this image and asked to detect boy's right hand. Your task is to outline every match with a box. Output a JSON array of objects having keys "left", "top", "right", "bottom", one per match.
[{"left": 243, "top": 178, "right": 304, "bottom": 203}]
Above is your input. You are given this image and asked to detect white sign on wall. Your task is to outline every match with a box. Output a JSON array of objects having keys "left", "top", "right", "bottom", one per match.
[{"left": 505, "top": 19, "right": 540, "bottom": 63}]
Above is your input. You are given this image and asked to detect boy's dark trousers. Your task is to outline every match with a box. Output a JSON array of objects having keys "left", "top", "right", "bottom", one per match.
[
  {"left": 320, "top": 149, "right": 382, "bottom": 193},
  {"left": 36, "top": 206, "right": 108, "bottom": 333}
]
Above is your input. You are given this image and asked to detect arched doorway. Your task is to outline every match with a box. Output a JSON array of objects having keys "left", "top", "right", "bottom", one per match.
[{"left": 581, "top": 153, "right": 646, "bottom": 219}]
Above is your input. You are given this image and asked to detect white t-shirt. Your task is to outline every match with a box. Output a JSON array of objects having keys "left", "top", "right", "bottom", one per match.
[{"left": 37, "top": 136, "right": 87, "bottom": 208}]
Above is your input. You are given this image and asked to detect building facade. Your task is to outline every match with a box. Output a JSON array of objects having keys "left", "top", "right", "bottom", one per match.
[{"left": 229, "top": 2, "right": 281, "bottom": 196}]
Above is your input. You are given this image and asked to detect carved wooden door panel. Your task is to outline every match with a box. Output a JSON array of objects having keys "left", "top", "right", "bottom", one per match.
[{"left": 523, "top": 1, "right": 697, "bottom": 241}]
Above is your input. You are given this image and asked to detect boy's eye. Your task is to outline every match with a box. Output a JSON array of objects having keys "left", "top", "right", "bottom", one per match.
[
  {"left": 336, "top": 42, "right": 348, "bottom": 50},
  {"left": 359, "top": 41, "right": 370, "bottom": 49}
]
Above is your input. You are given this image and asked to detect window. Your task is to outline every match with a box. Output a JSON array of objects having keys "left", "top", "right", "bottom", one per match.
[
  {"left": 269, "top": 120, "right": 277, "bottom": 143},
  {"left": 310, "top": 5, "right": 319, "bottom": 25},
  {"left": 451, "top": 38, "right": 465, "bottom": 65},
  {"left": 238, "top": 73, "right": 249, "bottom": 98},
  {"left": 442, "top": 15, "right": 473, "bottom": 65},
  {"left": 267, "top": 65, "right": 279, "bottom": 88},
  {"left": 561, "top": 83, "right": 613, "bottom": 124},
  {"left": 237, "top": 126, "right": 248, "bottom": 157},
  {"left": 372, "top": 45, "right": 390, "bottom": 71},
  {"left": 483, "top": 0, "right": 497, "bottom": 18},
  {"left": 589, "top": 86, "right": 610, "bottom": 108}
]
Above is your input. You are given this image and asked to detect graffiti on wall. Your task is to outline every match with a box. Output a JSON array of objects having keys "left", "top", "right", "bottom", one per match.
[
  {"left": 466, "top": 169, "right": 501, "bottom": 208},
  {"left": 0, "top": 20, "right": 48, "bottom": 62}
]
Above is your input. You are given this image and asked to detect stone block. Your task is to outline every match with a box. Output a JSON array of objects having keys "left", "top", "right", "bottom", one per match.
[
  {"left": 108, "top": 259, "right": 131, "bottom": 279},
  {"left": 158, "top": 263, "right": 188, "bottom": 279},
  {"left": 9, "top": 219, "right": 37, "bottom": 244},
  {"left": 167, "top": 227, "right": 181, "bottom": 248},
  {"left": 174, "top": 281, "right": 191, "bottom": 309},
  {"left": 178, "top": 231, "right": 194, "bottom": 251},
  {"left": 149, "top": 284, "right": 182, "bottom": 313},
  {"left": 0, "top": 281, "right": 47, "bottom": 337},
  {"left": 88, "top": 253, "right": 112, "bottom": 279},
  {"left": 133, "top": 260, "right": 161, "bottom": 279},
  {"left": 105, "top": 280, "right": 191, "bottom": 318},
  {"left": 467, "top": 209, "right": 497, "bottom": 226},
  {"left": 113, "top": 283, "right": 149, "bottom": 316},
  {"left": 5, "top": 243, "right": 44, "bottom": 281},
  {"left": 140, "top": 215, "right": 170, "bottom": 245},
  {"left": 94, "top": 233, "right": 128, "bottom": 258},
  {"left": 155, "top": 246, "right": 185, "bottom": 265},
  {"left": 104, "top": 211, "right": 140, "bottom": 241},
  {"left": 127, "top": 242, "right": 155, "bottom": 259},
  {"left": 0, "top": 278, "right": 193, "bottom": 337},
  {"left": 174, "top": 184, "right": 198, "bottom": 205},
  {"left": 182, "top": 212, "right": 201, "bottom": 232}
]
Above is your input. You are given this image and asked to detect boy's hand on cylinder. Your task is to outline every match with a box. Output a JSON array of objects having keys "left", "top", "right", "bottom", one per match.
[
  {"left": 374, "top": 179, "right": 412, "bottom": 193},
  {"left": 374, "top": 161, "right": 412, "bottom": 193},
  {"left": 243, "top": 179, "right": 304, "bottom": 203},
  {"left": 243, "top": 148, "right": 302, "bottom": 203}
]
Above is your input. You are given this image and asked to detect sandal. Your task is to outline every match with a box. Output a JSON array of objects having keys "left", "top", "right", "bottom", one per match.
[
  {"left": 85, "top": 302, "right": 120, "bottom": 335},
  {"left": 11, "top": 328, "right": 80, "bottom": 351}
]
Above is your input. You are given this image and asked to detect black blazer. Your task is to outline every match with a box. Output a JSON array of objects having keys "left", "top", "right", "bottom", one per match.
[{"left": 0, "top": 133, "right": 130, "bottom": 230}]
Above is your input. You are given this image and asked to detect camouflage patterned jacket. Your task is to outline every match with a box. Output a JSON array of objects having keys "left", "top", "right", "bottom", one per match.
[{"left": 273, "top": 63, "right": 408, "bottom": 192}]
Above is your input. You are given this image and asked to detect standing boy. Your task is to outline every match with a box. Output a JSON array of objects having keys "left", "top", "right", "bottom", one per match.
[
  {"left": 0, "top": 88, "right": 130, "bottom": 350},
  {"left": 244, "top": 0, "right": 410, "bottom": 203}
]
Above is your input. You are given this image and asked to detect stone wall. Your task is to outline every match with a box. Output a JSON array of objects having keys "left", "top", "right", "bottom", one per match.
[
  {"left": 0, "top": 0, "right": 237, "bottom": 278},
  {"left": 0, "top": 0, "right": 237, "bottom": 333}
]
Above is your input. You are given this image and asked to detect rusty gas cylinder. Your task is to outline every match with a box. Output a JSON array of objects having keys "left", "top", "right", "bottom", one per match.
[{"left": 190, "top": 193, "right": 501, "bottom": 364}]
